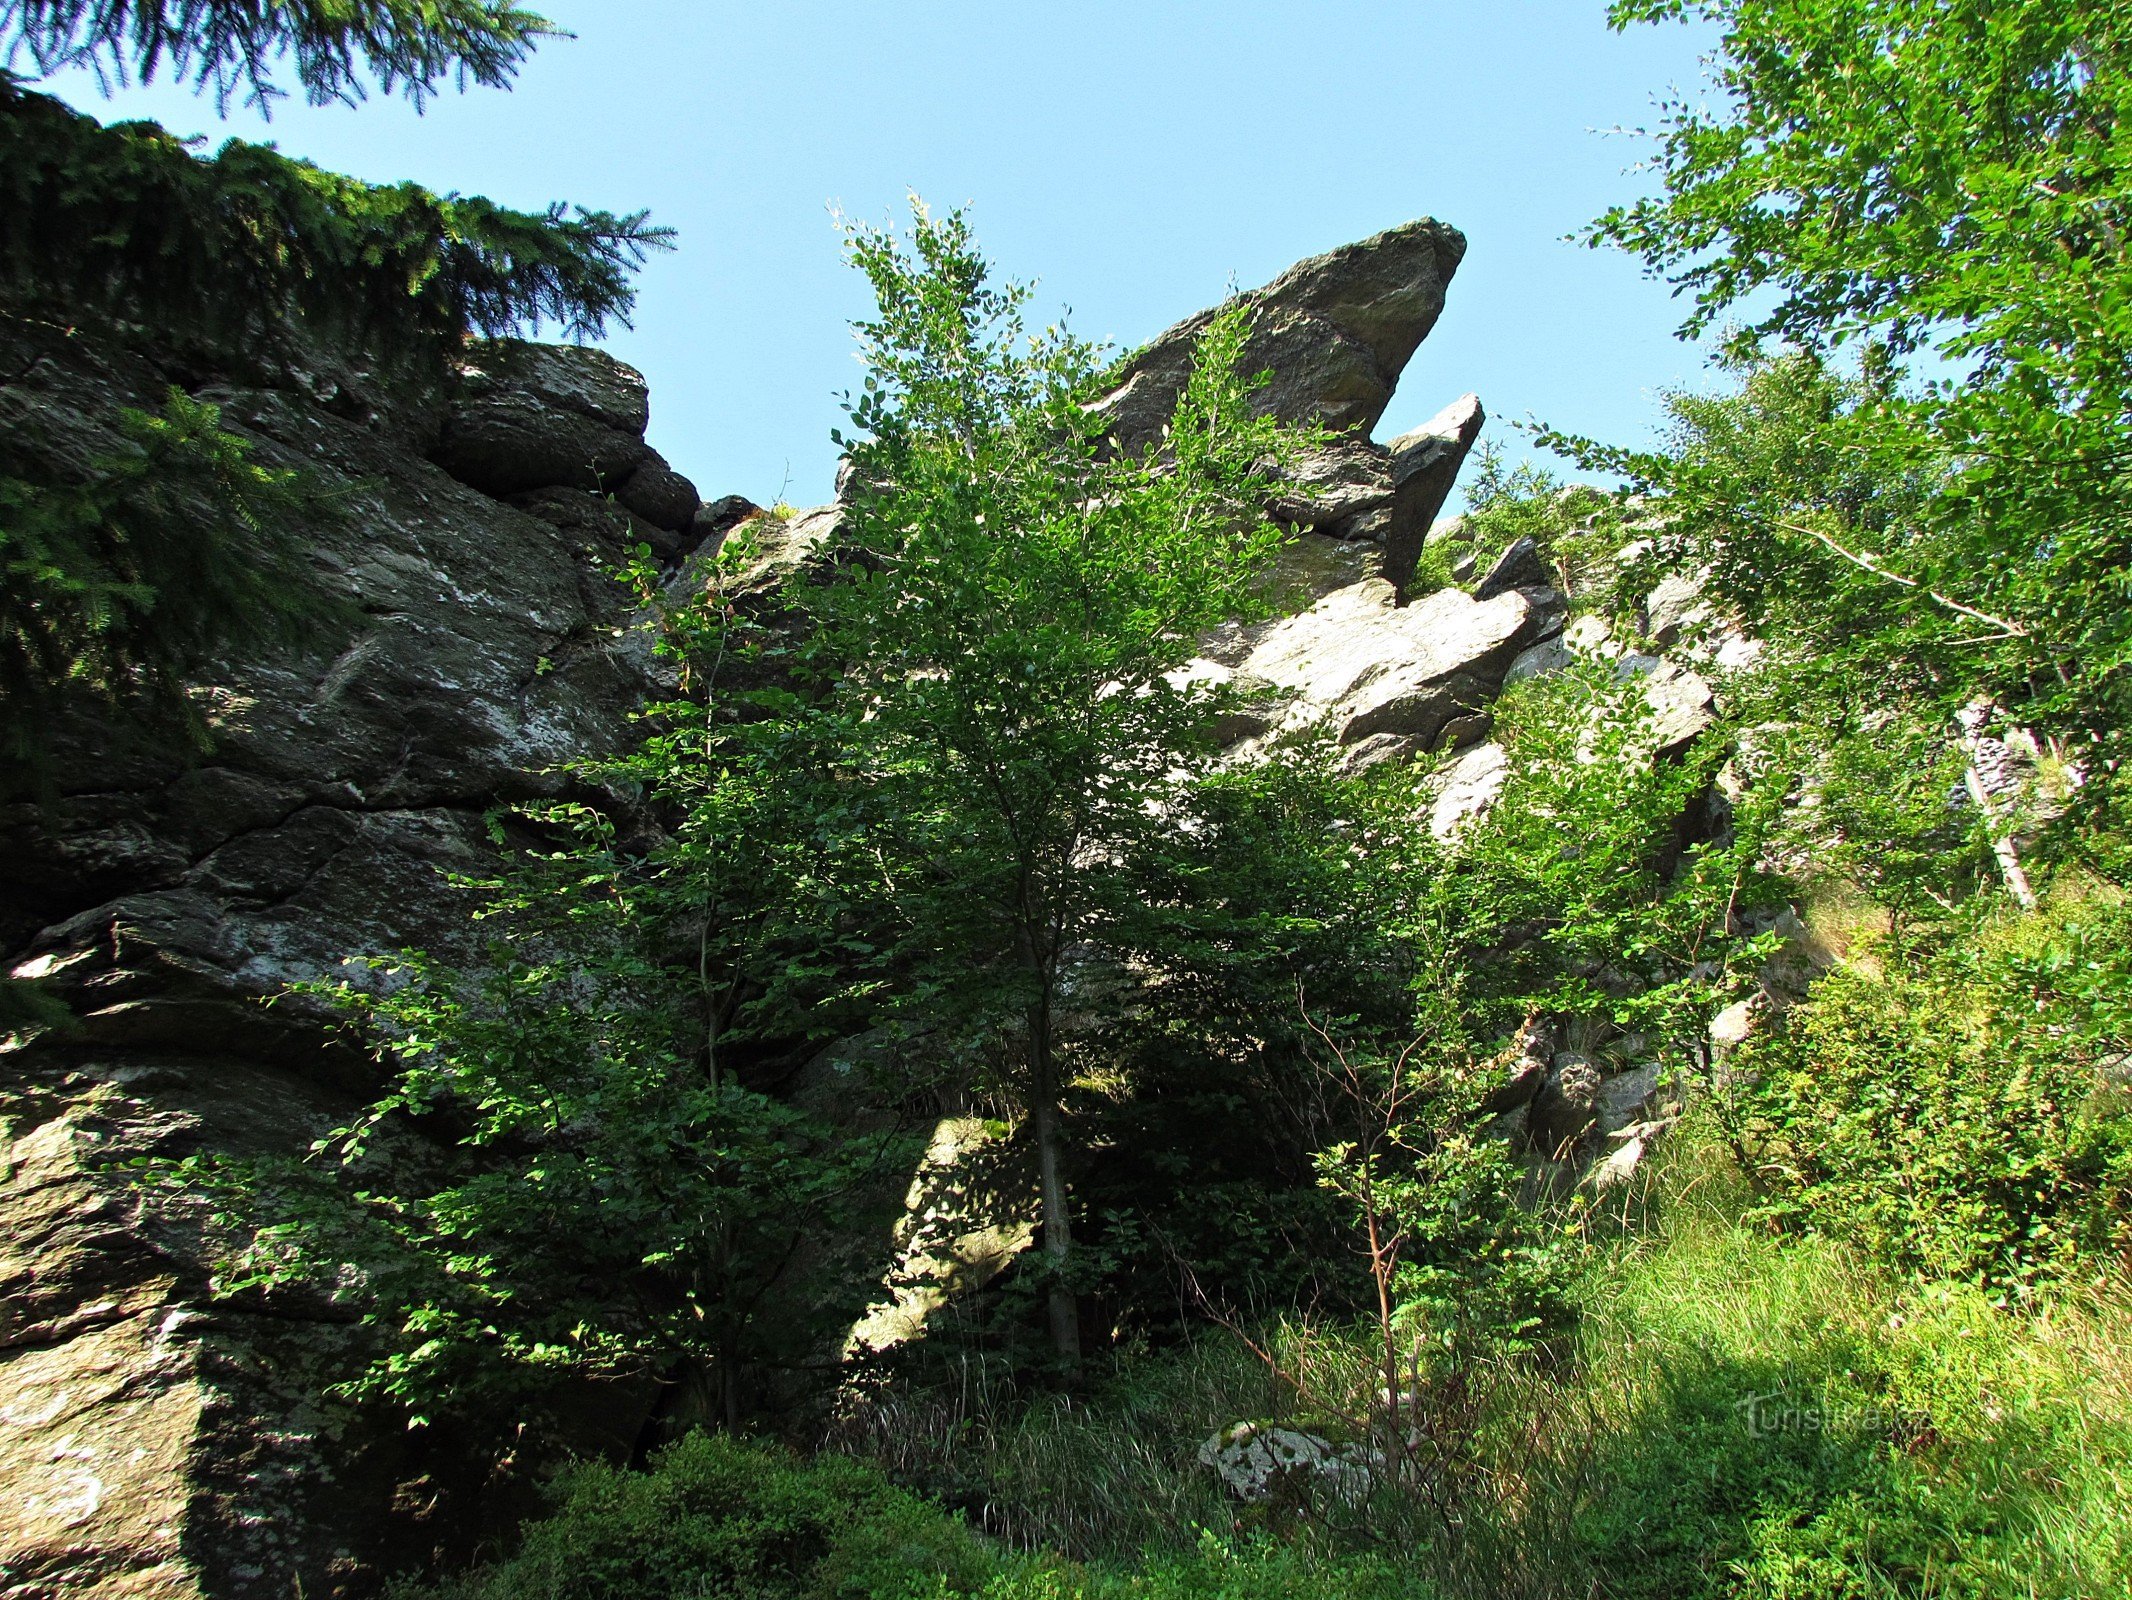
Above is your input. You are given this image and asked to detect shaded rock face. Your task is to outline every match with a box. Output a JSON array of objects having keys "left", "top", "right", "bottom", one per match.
[
  {"left": 433, "top": 339, "right": 702, "bottom": 546},
  {"left": 0, "top": 311, "right": 712, "bottom": 1600}
]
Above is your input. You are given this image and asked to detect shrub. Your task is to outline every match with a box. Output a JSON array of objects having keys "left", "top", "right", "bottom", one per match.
[
  {"left": 1717, "top": 895, "right": 2132, "bottom": 1287},
  {"left": 410, "top": 1433, "right": 995, "bottom": 1600},
  {"left": 406, "top": 1431, "right": 1431, "bottom": 1600}
]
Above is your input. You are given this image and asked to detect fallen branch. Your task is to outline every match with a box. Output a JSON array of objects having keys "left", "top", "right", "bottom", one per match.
[{"left": 1772, "top": 517, "right": 2030, "bottom": 640}]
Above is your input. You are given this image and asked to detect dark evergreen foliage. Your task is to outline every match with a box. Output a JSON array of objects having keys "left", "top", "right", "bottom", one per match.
[
  {"left": 0, "top": 77, "right": 671, "bottom": 365},
  {"left": 0, "top": 0, "right": 556, "bottom": 111}
]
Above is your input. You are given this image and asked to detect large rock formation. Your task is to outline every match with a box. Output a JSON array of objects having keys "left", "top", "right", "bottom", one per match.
[
  {"left": 0, "top": 316, "right": 703, "bottom": 1600},
  {"left": 1092, "top": 221, "right": 1482, "bottom": 596},
  {"left": 1, "top": 219, "right": 1494, "bottom": 1599},
  {"left": 1093, "top": 219, "right": 1465, "bottom": 447},
  {"left": 1186, "top": 578, "right": 1546, "bottom": 768}
]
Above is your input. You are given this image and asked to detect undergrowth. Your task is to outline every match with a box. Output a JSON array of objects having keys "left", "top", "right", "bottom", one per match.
[
  {"left": 427, "top": 1121, "right": 2132, "bottom": 1600},
  {"left": 1559, "top": 1141, "right": 2132, "bottom": 1598},
  {"left": 401, "top": 1429, "right": 1427, "bottom": 1600}
]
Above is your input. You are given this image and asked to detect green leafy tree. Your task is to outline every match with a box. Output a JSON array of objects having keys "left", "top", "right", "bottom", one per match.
[
  {"left": 1545, "top": 348, "right": 2029, "bottom": 909},
  {"left": 1305, "top": 1013, "right": 1573, "bottom": 1501},
  {"left": 155, "top": 535, "right": 892, "bottom": 1425},
  {"left": 817, "top": 204, "right": 1311, "bottom": 1361},
  {"left": 2, "top": 0, "right": 556, "bottom": 111},
  {"left": 1589, "top": 0, "right": 2132, "bottom": 853}
]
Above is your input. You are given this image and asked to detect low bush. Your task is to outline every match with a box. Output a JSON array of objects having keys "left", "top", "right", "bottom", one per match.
[
  {"left": 408, "top": 1432, "right": 992, "bottom": 1600},
  {"left": 1717, "top": 894, "right": 2132, "bottom": 1287},
  {"left": 405, "top": 1430, "right": 1431, "bottom": 1600}
]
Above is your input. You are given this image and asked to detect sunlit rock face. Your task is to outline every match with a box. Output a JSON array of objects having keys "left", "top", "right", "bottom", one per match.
[
  {"left": 1181, "top": 578, "right": 1544, "bottom": 767},
  {"left": 1092, "top": 218, "right": 1466, "bottom": 447},
  {"left": 1091, "top": 219, "right": 1483, "bottom": 598}
]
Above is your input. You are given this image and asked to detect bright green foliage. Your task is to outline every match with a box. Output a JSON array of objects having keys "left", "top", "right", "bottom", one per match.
[
  {"left": 167, "top": 901, "right": 875, "bottom": 1420},
  {"left": 411, "top": 1432, "right": 997, "bottom": 1600},
  {"left": 1719, "top": 895, "right": 2132, "bottom": 1286},
  {"left": 814, "top": 202, "right": 1314, "bottom": 1356},
  {"left": 1548, "top": 352, "right": 1944, "bottom": 695},
  {"left": 0, "top": 78, "right": 669, "bottom": 363},
  {"left": 1059, "top": 652, "right": 1780, "bottom": 1378},
  {"left": 1561, "top": 1182, "right": 2132, "bottom": 1600},
  {"left": 808, "top": 1195, "right": 2132, "bottom": 1598},
  {"left": 0, "top": 386, "right": 329, "bottom": 758},
  {"left": 2, "top": 0, "right": 556, "bottom": 111},
  {"left": 1734, "top": 675, "right": 1993, "bottom": 927},
  {"left": 154, "top": 536, "right": 896, "bottom": 1423},
  {"left": 414, "top": 1214, "right": 2132, "bottom": 1600},
  {"left": 1071, "top": 654, "right": 1776, "bottom": 1348},
  {"left": 1283, "top": 669, "right": 1779, "bottom": 1361},
  {"left": 592, "top": 527, "right": 888, "bottom": 1088},
  {"left": 1305, "top": 1024, "right": 1577, "bottom": 1461},
  {"left": 1430, "top": 662, "right": 1778, "bottom": 1046},
  {"left": 1545, "top": 347, "right": 2042, "bottom": 906},
  {"left": 1592, "top": 0, "right": 2132, "bottom": 836},
  {"left": 1599, "top": 0, "right": 2130, "bottom": 361},
  {"left": 1413, "top": 444, "right": 1626, "bottom": 609}
]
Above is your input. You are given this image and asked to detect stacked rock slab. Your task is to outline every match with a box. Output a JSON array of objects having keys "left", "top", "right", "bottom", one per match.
[
  {"left": 0, "top": 318, "right": 704, "bottom": 1600},
  {"left": 1091, "top": 220, "right": 1484, "bottom": 597},
  {"left": 1183, "top": 578, "right": 1546, "bottom": 770},
  {"left": 431, "top": 340, "right": 704, "bottom": 556}
]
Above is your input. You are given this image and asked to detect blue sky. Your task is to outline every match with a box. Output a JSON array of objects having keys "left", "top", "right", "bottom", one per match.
[{"left": 37, "top": 1, "right": 1724, "bottom": 509}]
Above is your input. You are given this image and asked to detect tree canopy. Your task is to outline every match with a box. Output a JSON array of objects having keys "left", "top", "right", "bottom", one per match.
[
  {"left": 1584, "top": 0, "right": 2132, "bottom": 851},
  {"left": 819, "top": 204, "right": 1310, "bottom": 1360},
  {"left": 0, "top": 77, "right": 670, "bottom": 363}
]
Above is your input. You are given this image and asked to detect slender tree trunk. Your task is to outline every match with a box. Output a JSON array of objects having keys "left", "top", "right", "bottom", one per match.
[
  {"left": 1961, "top": 765, "right": 2036, "bottom": 909},
  {"left": 1957, "top": 704, "right": 2039, "bottom": 909},
  {"left": 1027, "top": 993, "right": 1082, "bottom": 1363},
  {"left": 700, "top": 919, "right": 743, "bottom": 1427}
]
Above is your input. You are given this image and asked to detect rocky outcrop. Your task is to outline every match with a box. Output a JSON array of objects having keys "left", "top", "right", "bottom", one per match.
[
  {"left": 0, "top": 312, "right": 713, "bottom": 1599},
  {"left": 431, "top": 340, "right": 702, "bottom": 548},
  {"left": 1379, "top": 395, "right": 1487, "bottom": 588},
  {"left": 1197, "top": 1422, "right": 1371, "bottom": 1505},
  {"left": 1094, "top": 220, "right": 1465, "bottom": 449},
  {"left": 1188, "top": 578, "right": 1543, "bottom": 767},
  {"left": 1094, "top": 221, "right": 1482, "bottom": 601},
  {"left": 2, "top": 218, "right": 1489, "bottom": 1599}
]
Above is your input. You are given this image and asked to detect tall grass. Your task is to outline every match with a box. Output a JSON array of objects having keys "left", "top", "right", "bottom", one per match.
[
  {"left": 1530, "top": 1138, "right": 2132, "bottom": 1598},
  {"left": 826, "top": 1131, "right": 2132, "bottom": 1600}
]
